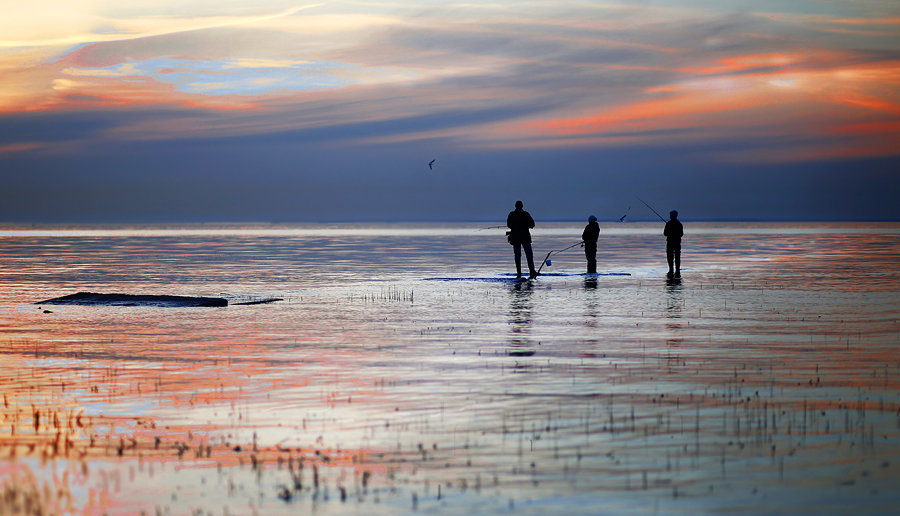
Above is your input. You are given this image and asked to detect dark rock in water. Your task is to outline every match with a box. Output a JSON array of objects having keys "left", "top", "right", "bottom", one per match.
[
  {"left": 508, "top": 350, "right": 536, "bottom": 357},
  {"left": 36, "top": 292, "right": 228, "bottom": 307}
]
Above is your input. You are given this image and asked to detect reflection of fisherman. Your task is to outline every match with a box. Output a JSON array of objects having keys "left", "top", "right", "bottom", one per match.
[
  {"left": 507, "top": 200, "right": 538, "bottom": 279},
  {"left": 664, "top": 210, "right": 683, "bottom": 277},
  {"left": 582, "top": 215, "right": 599, "bottom": 274}
]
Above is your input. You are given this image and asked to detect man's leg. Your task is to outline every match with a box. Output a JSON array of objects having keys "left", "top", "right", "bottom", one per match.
[
  {"left": 666, "top": 242, "right": 675, "bottom": 274},
  {"left": 585, "top": 244, "right": 597, "bottom": 274},
  {"left": 674, "top": 242, "right": 681, "bottom": 274},
  {"left": 524, "top": 243, "right": 537, "bottom": 278},
  {"left": 513, "top": 243, "right": 523, "bottom": 277}
]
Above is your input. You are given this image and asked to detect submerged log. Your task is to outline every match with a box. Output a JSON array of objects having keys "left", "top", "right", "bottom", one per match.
[
  {"left": 35, "top": 292, "right": 228, "bottom": 307},
  {"left": 232, "top": 298, "right": 283, "bottom": 305}
]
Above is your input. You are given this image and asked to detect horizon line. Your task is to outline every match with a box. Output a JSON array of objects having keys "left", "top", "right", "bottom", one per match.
[{"left": 2, "top": 218, "right": 899, "bottom": 225}]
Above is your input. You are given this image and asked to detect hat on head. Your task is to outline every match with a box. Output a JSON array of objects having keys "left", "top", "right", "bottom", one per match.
[{"left": 588, "top": 215, "right": 597, "bottom": 223}]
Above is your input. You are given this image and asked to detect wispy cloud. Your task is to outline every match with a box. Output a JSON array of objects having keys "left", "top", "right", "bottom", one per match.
[
  {"left": 0, "top": 1, "right": 898, "bottom": 163},
  {"left": 0, "top": 142, "right": 41, "bottom": 154},
  {"left": 0, "top": 3, "right": 323, "bottom": 49}
]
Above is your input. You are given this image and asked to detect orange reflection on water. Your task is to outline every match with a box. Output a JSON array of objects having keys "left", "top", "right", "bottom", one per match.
[
  {"left": 0, "top": 342, "right": 390, "bottom": 514},
  {"left": 1, "top": 223, "right": 899, "bottom": 513}
]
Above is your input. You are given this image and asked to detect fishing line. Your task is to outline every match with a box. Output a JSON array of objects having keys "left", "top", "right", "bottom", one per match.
[{"left": 636, "top": 196, "right": 667, "bottom": 222}]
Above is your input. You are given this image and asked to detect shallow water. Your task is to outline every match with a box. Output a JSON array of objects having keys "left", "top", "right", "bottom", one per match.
[{"left": 0, "top": 222, "right": 898, "bottom": 515}]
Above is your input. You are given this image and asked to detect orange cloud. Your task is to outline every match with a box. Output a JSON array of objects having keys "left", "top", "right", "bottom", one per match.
[
  {"left": 0, "top": 142, "right": 41, "bottom": 154},
  {"left": 757, "top": 137, "right": 900, "bottom": 162},
  {"left": 16, "top": 70, "right": 261, "bottom": 115},
  {"left": 829, "top": 16, "right": 900, "bottom": 26},
  {"left": 828, "top": 91, "right": 900, "bottom": 116},
  {"left": 477, "top": 54, "right": 900, "bottom": 164},
  {"left": 683, "top": 53, "right": 802, "bottom": 75},
  {"left": 520, "top": 80, "right": 781, "bottom": 137},
  {"left": 831, "top": 121, "right": 900, "bottom": 136}
]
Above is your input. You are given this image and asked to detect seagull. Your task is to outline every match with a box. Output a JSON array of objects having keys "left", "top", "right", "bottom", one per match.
[{"left": 428, "top": 159, "right": 435, "bottom": 170}]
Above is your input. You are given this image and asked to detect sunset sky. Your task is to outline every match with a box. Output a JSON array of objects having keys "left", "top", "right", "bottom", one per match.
[{"left": 1, "top": 0, "right": 898, "bottom": 222}]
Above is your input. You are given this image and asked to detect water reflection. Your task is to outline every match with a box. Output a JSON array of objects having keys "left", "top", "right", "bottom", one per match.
[
  {"left": 582, "top": 277, "right": 601, "bottom": 350},
  {"left": 583, "top": 277, "right": 599, "bottom": 326},
  {"left": 507, "top": 280, "right": 535, "bottom": 356},
  {"left": 665, "top": 277, "right": 683, "bottom": 317},
  {"left": 665, "top": 276, "right": 683, "bottom": 348},
  {"left": 2, "top": 223, "right": 899, "bottom": 514}
]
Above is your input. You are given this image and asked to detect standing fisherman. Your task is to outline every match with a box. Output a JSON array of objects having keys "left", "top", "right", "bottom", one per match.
[
  {"left": 582, "top": 215, "right": 600, "bottom": 274},
  {"left": 507, "top": 200, "right": 539, "bottom": 279},
  {"left": 664, "top": 210, "right": 683, "bottom": 277}
]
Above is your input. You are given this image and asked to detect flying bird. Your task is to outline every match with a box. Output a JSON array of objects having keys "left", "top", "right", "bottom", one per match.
[{"left": 428, "top": 159, "right": 435, "bottom": 170}]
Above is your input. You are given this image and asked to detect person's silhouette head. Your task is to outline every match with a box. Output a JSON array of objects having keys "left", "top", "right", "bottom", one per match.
[
  {"left": 670, "top": 210, "right": 678, "bottom": 220},
  {"left": 588, "top": 215, "right": 597, "bottom": 223},
  {"left": 515, "top": 200, "right": 524, "bottom": 209}
]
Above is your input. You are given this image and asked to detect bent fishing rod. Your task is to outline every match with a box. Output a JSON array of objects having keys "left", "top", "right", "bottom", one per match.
[
  {"left": 478, "top": 224, "right": 581, "bottom": 273},
  {"left": 636, "top": 196, "right": 667, "bottom": 222},
  {"left": 537, "top": 240, "right": 584, "bottom": 274}
]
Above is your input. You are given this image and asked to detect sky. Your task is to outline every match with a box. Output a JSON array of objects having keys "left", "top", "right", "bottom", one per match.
[{"left": 1, "top": 0, "right": 898, "bottom": 222}]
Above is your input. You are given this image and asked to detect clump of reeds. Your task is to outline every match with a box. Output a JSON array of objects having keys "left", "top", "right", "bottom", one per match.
[
  {"left": 0, "top": 466, "right": 72, "bottom": 516},
  {"left": 350, "top": 286, "right": 414, "bottom": 303}
]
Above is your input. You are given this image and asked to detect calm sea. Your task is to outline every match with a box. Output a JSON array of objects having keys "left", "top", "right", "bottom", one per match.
[{"left": 0, "top": 222, "right": 898, "bottom": 515}]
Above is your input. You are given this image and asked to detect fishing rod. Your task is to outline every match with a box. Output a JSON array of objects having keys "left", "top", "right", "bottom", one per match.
[
  {"left": 636, "top": 197, "right": 667, "bottom": 222},
  {"left": 537, "top": 240, "right": 584, "bottom": 274},
  {"left": 477, "top": 224, "right": 507, "bottom": 231}
]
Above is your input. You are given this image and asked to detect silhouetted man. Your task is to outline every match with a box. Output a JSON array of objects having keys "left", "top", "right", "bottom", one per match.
[
  {"left": 664, "top": 210, "right": 683, "bottom": 277},
  {"left": 507, "top": 200, "right": 538, "bottom": 279},
  {"left": 582, "top": 215, "right": 599, "bottom": 274}
]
